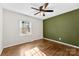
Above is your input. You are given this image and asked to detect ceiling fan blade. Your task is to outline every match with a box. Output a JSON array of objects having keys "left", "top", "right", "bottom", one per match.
[
  {"left": 34, "top": 11, "right": 41, "bottom": 15},
  {"left": 39, "top": 6, "right": 43, "bottom": 11},
  {"left": 44, "top": 10, "right": 54, "bottom": 12},
  {"left": 39, "top": 3, "right": 48, "bottom": 11},
  {"left": 31, "top": 7, "right": 39, "bottom": 10},
  {"left": 44, "top": 3, "right": 49, "bottom": 9}
]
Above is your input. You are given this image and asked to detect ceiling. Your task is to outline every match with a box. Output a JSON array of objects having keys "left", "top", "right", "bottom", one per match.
[{"left": 1, "top": 3, "right": 79, "bottom": 20}]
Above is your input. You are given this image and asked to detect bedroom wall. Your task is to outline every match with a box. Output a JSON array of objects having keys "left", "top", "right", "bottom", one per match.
[
  {"left": 3, "top": 9, "right": 43, "bottom": 48},
  {"left": 0, "top": 4, "right": 3, "bottom": 54},
  {"left": 43, "top": 9, "right": 79, "bottom": 46}
]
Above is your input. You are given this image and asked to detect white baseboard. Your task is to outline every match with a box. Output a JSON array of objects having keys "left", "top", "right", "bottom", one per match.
[
  {"left": 3, "top": 38, "right": 43, "bottom": 48},
  {"left": 44, "top": 38, "right": 79, "bottom": 49}
]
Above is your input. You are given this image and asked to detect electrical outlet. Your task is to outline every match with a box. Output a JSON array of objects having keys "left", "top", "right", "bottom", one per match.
[{"left": 59, "top": 37, "right": 61, "bottom": 40}]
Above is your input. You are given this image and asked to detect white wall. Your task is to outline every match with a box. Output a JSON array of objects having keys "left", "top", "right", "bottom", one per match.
[
  {"left": 3, "top": 9, "right": 43, "bottom": 48},
  {"left": 0, "top": 4, "right": 3, "bottom": 55}
]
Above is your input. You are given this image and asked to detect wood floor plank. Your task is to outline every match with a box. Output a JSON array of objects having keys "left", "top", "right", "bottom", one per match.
[{"left": 1, "top": 39, "right": 79, "bottom": 56}]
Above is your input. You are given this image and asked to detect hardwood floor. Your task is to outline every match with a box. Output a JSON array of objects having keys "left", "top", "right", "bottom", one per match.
[{"left": 1, "top": 39, "right": 79, "bottom": 56}]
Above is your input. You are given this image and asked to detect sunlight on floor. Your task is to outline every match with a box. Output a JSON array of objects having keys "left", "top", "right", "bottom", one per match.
[{"left": 20, "top": 47, "right": 46, "bottom": 56}]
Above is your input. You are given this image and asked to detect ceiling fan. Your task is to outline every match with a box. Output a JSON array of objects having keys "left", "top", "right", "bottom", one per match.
[{"left": 31, "top": 3, "right": 54, "bottom": 16}]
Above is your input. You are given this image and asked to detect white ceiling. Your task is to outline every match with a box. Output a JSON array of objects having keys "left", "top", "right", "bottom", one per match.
[{"left": 1, "top": 3, "right": 79, "bottom": 20}]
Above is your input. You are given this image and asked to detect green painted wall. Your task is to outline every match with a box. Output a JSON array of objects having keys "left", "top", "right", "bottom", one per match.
[{"left": 43, "top": 9, "right": 79, "bottom": 46}]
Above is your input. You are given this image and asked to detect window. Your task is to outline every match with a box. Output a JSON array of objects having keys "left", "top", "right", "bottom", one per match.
[{"left": 20, "top": 20, "right": 31, "bottom": 36}]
